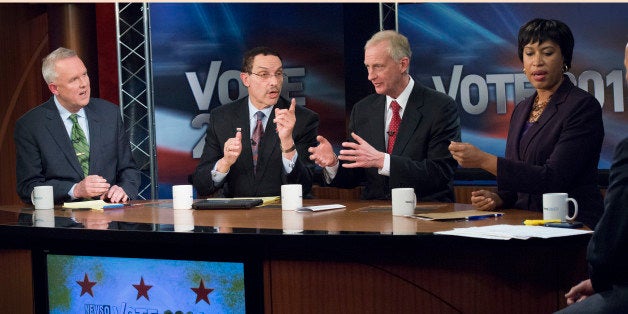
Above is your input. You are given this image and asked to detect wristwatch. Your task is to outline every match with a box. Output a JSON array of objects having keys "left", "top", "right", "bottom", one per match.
[{"left": 281, "top": 143, "right": 296, "bottom": 153}]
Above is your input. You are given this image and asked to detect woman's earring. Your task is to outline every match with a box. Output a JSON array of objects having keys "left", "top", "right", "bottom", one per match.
[
  {"left": 522, "top": 68, "right": 526, "bottom": 73},
  {"left": 563, "top": 64, "right": 569, "bottom": 72}
]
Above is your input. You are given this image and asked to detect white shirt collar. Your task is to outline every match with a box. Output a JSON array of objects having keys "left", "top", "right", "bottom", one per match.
[
  {"left": 247, "top": 100, "right": 273, "bottom": 120},
  {"left": 53, "top": 96, "right": 86, "bottom": 120},
  {"left": 386, "top": 76, "right": 414, "bottom": 111}
]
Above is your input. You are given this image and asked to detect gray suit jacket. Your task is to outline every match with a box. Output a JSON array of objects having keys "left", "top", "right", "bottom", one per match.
[
  {"left": 15, "top": 97, "right": 140, "bottom": 204},
  {"left": 193, "top": 97, "right": 319, "bottom": 197},
  {"left": 331, "top": 80, "right": 461, "bottom": 202}
]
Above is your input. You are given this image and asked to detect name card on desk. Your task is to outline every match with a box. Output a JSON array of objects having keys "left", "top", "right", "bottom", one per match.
[{"left": 296, "top": 204, "right": 345, "bottom": 212}]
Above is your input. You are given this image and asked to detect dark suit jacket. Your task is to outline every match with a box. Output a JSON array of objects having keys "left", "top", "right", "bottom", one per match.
[
  {"left": 193, "top": 97, "right": 319, "bottom": 197},
  {"left": 587, "top": 137, "right": 628, "bottom": 292},
  {"left": 331, "top": 80, "right": 461, "bottom": 202},
  {"left": 14, "top": 97, "right": 141, "bottom": 204},
  {"left": 497, "top": 76, "right": 604, "bottom": 228}
]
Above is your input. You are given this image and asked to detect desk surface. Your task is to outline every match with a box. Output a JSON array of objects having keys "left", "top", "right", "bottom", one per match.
[
  {"left": 0, "top": 199, "right": 544, "bottom": 235},
  {"left": 0, "top": 200, "right": 590, "bottom": 314}
]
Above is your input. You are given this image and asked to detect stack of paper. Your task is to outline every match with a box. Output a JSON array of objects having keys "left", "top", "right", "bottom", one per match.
[
  {"left": 296, "top": 204, "right": 345, "bottom": 212},
  {"left": 435, "top": 224, "right": 592, "bottom": 240},
  {"left": 63, "top": 200, "right": 109, "bottom": 210}
]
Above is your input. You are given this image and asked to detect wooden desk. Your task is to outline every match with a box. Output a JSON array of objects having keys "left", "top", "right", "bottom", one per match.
[{"left": 0, "top": 200, "right": 589, "bottom": 313}]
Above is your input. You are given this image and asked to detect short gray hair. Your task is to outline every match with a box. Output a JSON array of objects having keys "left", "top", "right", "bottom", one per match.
[
  {"left": 42, "top": 47, "right": 77, "bottom": 84},
  {"left": 364, "top": 30, "right": 412, "bottom": 64}
]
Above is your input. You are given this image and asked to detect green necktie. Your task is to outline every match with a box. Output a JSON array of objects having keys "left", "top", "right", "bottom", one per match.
[{"left": 69, "top": 114, "right": 90, "bottom": 177}]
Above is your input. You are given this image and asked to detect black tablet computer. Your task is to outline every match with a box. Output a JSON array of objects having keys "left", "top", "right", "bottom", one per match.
[{"left": 192, "top": 199, "right": 264, "bottom": 210}]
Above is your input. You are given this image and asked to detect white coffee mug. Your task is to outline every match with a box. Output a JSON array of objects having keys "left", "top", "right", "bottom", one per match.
[
  {"left": 391, "top": 188, "right": 416, "bottom": 216},
  {"left": 281, "top": 184, "right": 303, "bottom": 211},
  {"left": 32, "top": 209, "right": 55, "bottom": 228},
  {"left": 31, "top": 186, "right": 54, "bottom": 209},
  {"left": 543, "top": 193, "right": 578, "bottom": 221},
  {"left": 173, "top": 209, "right": 195, "bottom": 232},
  {"left": 172, "top": 185, "right": 194, "bottom": 210}
]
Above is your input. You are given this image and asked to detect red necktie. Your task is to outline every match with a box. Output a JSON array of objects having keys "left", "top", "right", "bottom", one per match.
[
  {"left": 252, "top": 111, "right": 265, "bottom": 173},
  {"left": 387, "top": 101, "right": 401, "bottom": 154}
]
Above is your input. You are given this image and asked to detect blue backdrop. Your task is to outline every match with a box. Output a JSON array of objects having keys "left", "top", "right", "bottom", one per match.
[{"left": 399, "top": 3, "right": 628, "bottom": 170}]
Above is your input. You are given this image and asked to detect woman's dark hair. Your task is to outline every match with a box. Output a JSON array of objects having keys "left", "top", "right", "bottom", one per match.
[
  {"left": 241, "top": 46, "right": 281, "bottom": 73},
  {"left": 517, "top": 18, "right": 574, "bottom": 70}
]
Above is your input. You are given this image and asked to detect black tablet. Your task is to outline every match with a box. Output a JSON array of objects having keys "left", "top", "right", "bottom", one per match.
[{"left": 192, "top": 199, "right": 264, "bottom": 210}]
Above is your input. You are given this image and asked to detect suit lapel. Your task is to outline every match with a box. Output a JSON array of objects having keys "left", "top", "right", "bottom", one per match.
[
  {"left": 255, "top": 99, "right": 283, "bottom": 184},
  {"left": 511, "top": 97, "right": 532, "bottom": 160},
  {"left": 43, "top": 100, "right": 84, "bottom": 177},
  {"left": 229, "top": 99, "right": 258, "bottom": 192},
  {"left": 363, "top": 97, "right": 386, "bottom": 151},
  {"left": 85, "top": 103, "right": 101, "bottom": 176},
  {"left": 519, "top": 99, "right": 558, "bottom": 159},
  {"left": 392, "top": 85, "right": 423, "bottom": 155},
  {"left": 236, "top": 100, "right": 254, "bottom": 171},
  {"left": 519, "top": 79, "right": 568, "bottom": 159}
]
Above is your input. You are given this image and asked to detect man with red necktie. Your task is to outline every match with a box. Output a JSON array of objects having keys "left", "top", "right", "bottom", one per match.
[{"left": 309, "top": 30, "right": 461, "bottom": 202}]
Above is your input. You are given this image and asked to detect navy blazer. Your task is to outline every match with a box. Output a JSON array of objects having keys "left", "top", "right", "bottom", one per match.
[
  {"left": 193, "top": 97, "right": 319, "bottom": 197},
  {"left": 497, "top": 76, "right": 604, "bottom": 228},
  {"left": 15, "top": 97, "right": 141, "bottom": 204},
  {"left": 331, "top": 80, "right": 461, "bottom": 202},
  {"left": 587, "top": 137, "right": 628, "bottom": 292}
]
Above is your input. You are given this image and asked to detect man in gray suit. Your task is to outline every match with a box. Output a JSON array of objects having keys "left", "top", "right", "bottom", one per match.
[
  {"left": 309, "top": 30, "right": 460, "bottom": 201},
  {"left": 15, "top": 47, "right": 140, "bottom": 204}
]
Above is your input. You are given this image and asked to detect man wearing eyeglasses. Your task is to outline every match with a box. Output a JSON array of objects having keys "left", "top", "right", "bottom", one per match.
[
  {"left": 193, "top": 46, "right": 319, "bottom": 197},
  {"left": 309, "top": 30, "right": 460, "bottom": 202}
]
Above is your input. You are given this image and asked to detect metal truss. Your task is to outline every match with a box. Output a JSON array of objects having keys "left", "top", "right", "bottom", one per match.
[
  {"left": 112, "top": 3, "right": 396, "bottom": 200},
  {"left": 116, "top": 3, "right": 156, "bottom": 200},
  {"left": 379, "top": 2, "right": 398, "bottom": 31}
]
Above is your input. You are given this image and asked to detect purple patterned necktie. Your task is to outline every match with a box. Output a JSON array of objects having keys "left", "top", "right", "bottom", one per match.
[{"left": 252, "top": 111, "right": 265, "bottom": 173}]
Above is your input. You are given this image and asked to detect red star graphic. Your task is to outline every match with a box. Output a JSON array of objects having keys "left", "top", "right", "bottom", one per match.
[
  {"left": 132, "top": 276, "right": 153, "bottom": 300},
  {"left": 77, "top": 273, "right": 97, "bottom": 297},
  {"left": 191, "top": 279, "right": 214, "bottom": 304}
]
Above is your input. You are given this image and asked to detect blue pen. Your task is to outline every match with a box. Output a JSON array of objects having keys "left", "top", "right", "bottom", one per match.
[
  {"left": 102, "top": 203, "right": 125, "bottom": 209},
  {"left": 466, "top": 213, "right": 503, "bottom": 221}
]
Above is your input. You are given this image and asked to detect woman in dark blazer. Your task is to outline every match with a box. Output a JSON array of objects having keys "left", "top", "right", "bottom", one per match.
[{"left": 448, "top": 18, "right": 604, "bottom": 228}]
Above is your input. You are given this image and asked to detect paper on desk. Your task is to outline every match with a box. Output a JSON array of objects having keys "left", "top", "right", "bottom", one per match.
[
  {"left": 63, "top": 200, "right": 108, "bottom": 210},
  {"left": 209, "top": 196, "right": 280, "bottom": 206},
  {"left": 435, "top": 224, "right": 593, "bottom": 240},
  {"left": 296, "top": 204, "right": 345, "bottom": 212}
]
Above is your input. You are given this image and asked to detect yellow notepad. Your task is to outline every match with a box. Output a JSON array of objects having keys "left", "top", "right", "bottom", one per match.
[{"left": 62, "top": 200, "right": 108, "bottom": 210}]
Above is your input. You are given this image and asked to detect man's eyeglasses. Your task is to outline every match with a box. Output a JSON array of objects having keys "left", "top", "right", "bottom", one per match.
[{"left": 249, "top": 72, "right": 286, "bottom": 80}]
